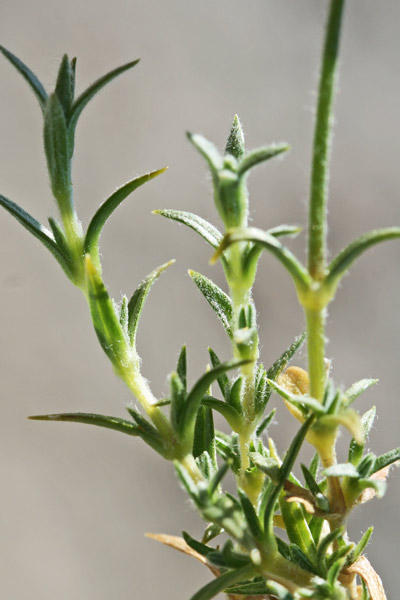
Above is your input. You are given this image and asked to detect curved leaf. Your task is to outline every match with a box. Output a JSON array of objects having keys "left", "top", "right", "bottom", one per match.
[
  {"left": 127, "top": 260, "right": 175, "bottom": 348},
  {"left": 187, "top": 132, "right": 223, "bottom": 175},
  {"left": 202, "top": 396, "right": 242, "bottom": 431},
  {"left": 238, "top": 144, "right": 290, "bottom": 176},
  {"left": 189, "top": 270, "right": 233, "bottom": 338},
  {"left": 190, "top": 565, "right": 255, "bottom": 600},
  {"left": 326, "top": 228, "right": 400, "bottom": 291},
  {"left": 68, "top": 59, "right": 140, "bottom": 132},
  {"left": 0, "top": 45, "right": 47, "bottom": 111},
  {"left": 85, "top": 169, "right": 166, "bottom": 270},
  {"left": 0, "top": 194, "right": 72, "bottom": 276},
  {"left": 153, "top": 209, "right": 223, "bottom": 249},
  {"left": 29, "top": 412, "right": 140, "bottom": 436},
  {"left": 344, "top": 379, "right": 378, "bottom": 406},
  {"left": 211, "top": 227, "right": 311, "bottom": 292}
]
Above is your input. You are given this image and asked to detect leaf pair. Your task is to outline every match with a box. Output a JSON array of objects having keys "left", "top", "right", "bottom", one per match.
[{"left": 212, "top": 225, "right": 400, "bottom": 310}]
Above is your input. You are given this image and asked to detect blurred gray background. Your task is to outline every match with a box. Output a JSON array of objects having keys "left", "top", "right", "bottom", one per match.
[{"left": 0, "top": 1, "right": 399, "bottom": 598}]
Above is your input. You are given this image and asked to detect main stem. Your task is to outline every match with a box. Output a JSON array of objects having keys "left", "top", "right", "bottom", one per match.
[
  {"left": 306, "top": 0, "right": 346, "bottom": 516},
  {"left": 306, "top": 0, "right": 345, "bottom": 399},
  {"left": 308, "top": 0, "right": 345, "bottom": 282}
]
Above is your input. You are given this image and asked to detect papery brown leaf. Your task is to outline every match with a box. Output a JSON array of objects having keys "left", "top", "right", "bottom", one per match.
[
  {"left": 145, "top": 533, "right": 220, "bottom": 577},
  {"left": 345, "top": 555, "right": 387, "bottom": 600},
  {"left": 146, "top": 533, "right": 274, "bottom": 600},
  {"left": 358, "top": 467, "right": 390, "bottom": 505},
  {"left": 284, "top": 480, "right": 317, "bottom": 514}
]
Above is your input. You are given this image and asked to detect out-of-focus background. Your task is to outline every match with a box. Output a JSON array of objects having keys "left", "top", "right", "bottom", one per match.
[{"left": 0, "top": 1, "right": 399, "bottom": 598}]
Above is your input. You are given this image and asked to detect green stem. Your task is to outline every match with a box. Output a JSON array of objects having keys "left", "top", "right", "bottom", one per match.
[
  {"left": 305, "top": 307, "right": 327, "bottom": 401},
  {"left": 308, "top": 0, "right": 345, "bottom": 280}
]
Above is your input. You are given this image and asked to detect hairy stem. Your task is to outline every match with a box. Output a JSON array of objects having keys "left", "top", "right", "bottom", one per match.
[{"left": 308, "top": 0, "right": 345, "bottom": 280}]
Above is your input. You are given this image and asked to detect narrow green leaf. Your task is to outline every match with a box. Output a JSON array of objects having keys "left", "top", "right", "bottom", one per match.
[
  {"left": 346, "top": 527, "right": 373, "bottom": 566},
  {"left": 263, "top": 417, "right": 314, "bottom": 538},
  {"left": 225, "top": 578, "right": 271, "bottom": 596},
  {"left": 29, "top": 412, "right": 139, "bottom": 436},
  {"left": 43, "top": 94, "right": 72, "bottom": 207},
  {"left": 189, "top": 270, "right": 233, "bottom": 338},
  {"left": 267, "top": 332, "right": 306, "bottom": 381},
  {"left": 153, "top": 209, "right": 223, "bottom": 249},
  {"left": 256, "top": 408, "right": 276, "bottom": 437},
  {"left": 202, "top": 524, "right": 223, "bottom": 544},
  {"left": 85, "top": 169, "right": 167, "bottom": 270},
  {"left": 357, "top": 453, "right": 376, "bottom": 478},
  {"left": 190, "top": 566, "right": 255, "bottom": 600},
  {"left": 182, "top": 531, "right": 214, "bottom": 559},
  {"left": 344, "top": 378, "right": 378, "bottom": 406},
  {"left": 187, "top": 132, "right": 224, "bottom": 175},
  {"left": 225, "top": 114, "right": 245, "bottom": 160},
  {"left": 119, "top": 295, "right": 129, "bottom": 335},
  {"left": 174, "top": 461, "right": 202, "bottom": 502},
  {"left": 309, "top": 515, "right": 325, "bottom": 545},
  {"left": 237, "top": 489, "right": 262, "bottom": 540},
  {"left": 127, "top": 260, "right": 175, "bottom": 347},
  {"left": 208, "top": 461, "right": 230, "bottom": 496},
  {"left": 70, "top": 58, "right": 77, "bottom": 99},
  {"left": 169, "top": 372, "right": 186, "bottom": 432},
  {"left": 280, "top": 499, "right": 317, "bottom": 561},
  {"left": 202, "top": 396, "right": 242, "bottom": 431},
  {"left": 48, "top": 217, "right": 71, "bottom": 259},
  {"left": 221, "top": 540, "right": 250, "bottom": 569},
  {"left": 238, "top": 144, "right": 290, "bottom": 176},
  {"left": 326, "top": 558, "right": 343, "bottom": 589},
  {"left": 227, "top": 376, "right": 243, "bottom": 413},
  {"left": 289, "top": 544, "right": 318, "bottom": 575},
  {"left": 84, "top": 255, "right": 128, "bottom": 365},
  {"left": 0, "top": 194, "right": 72, "bottom": 276},
  {"left": 267, "top": 379, "right": 326, "bottom": 416},
  {"left": 179, "top": 359, "right": 250, "bottom": 439},
  {"left": 0, "top": 45, "right": 47, "bottom": 111},
  {"left": 309, "top": 453, "right": 320, "bottom": 480},
  {"left": 176, "top": 345, "right": 187, "bottom": 394},
  {"left": 212, "top": 228, "right": 311, "bottom": 292},
  {"left": 267, "top": 224, "right": 302, "bottom": 238},
  {"left": 348, "top": 406, "right": 376, "bottom": 465},
  {"left": 193, "top": 406, "right": 216, "bottom": 463},
  {"left": 301, "top": 464, "right": 322, "bottom": 497},
  {"left": 69, "top": 59, "right": 140, "bottom": 131},
  {"left": 208, "top": 348, "right": 230, "bottom": 398},
  {"left": 55, "top": 54, "right": 74, "bottom": 117},
  {"left": 326, "top": 228, "right": 400, "bottom": 292},
  {"left": 126, "top": 407, "right": 163, "bottom": 442},
  {"left": 372, "top": 447, "right": 400, "bottom": 474},
  {"left": 317, "top": 528, "right": 342, "bottom": 576}
]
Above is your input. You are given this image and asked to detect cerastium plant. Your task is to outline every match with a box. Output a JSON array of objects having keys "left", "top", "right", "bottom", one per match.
[{"left": 0, "top": 2, "right": 399, "bottom": 599}]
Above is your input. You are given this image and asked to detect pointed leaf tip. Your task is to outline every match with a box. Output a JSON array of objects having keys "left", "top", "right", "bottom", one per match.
[
  {"left": 0, "top": 45, "right": 48, "bottom": 111},
  {"left": 127, "top": 260, "right": 175, "bottom": 347},
  {"left": 84, "top": 168, "right": 167, "bottom": 268},
  {"left": 225, "top": 114, "right": 245, "bottom": 160}
]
